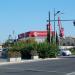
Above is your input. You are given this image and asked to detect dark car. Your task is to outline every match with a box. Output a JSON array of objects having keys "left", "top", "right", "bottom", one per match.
[{"left": 1, "top": 48, "right": 8, "bottom": 58}]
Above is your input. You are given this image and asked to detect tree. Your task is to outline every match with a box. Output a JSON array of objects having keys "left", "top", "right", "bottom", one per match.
[{"left": 56, "top": 31, "right": 59, "bottom": 45}]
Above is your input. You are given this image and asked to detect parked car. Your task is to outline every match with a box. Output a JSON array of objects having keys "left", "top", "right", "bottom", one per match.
[
  {"left": 0, "top": 48, "right": 2, "bottom": 57},
  {"left": 1, "top": 48, "right": 8, "bottom": 58},
  {"left": 59, "top": 49, "right": 72, "bottom": 56}
]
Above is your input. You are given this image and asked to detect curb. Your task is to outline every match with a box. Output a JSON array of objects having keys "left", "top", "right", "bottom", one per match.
[{"left": 0, "top": 58, "right": 61, "bottom": 66}]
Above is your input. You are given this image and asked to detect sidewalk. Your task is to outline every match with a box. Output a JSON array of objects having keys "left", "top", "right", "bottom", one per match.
[{"left": 0, "top": 57, "right": 60, "bottom": 66}]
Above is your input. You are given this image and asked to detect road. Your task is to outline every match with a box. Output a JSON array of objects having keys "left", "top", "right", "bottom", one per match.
[{"left": 0, "top": 57, "right": 75, "bottom": 75}]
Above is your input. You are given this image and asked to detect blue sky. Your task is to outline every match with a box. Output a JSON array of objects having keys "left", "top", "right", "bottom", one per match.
[{"left": 0, "top": 0, "right": 75, "bottom": 43}]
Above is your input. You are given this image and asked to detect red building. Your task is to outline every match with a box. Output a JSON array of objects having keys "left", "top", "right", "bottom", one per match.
[{"left": 18, "top": 31, "right": 54, "bottom": 43}]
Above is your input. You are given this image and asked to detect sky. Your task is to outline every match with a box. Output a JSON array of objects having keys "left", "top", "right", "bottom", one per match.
[{"left": 0, "top": 0, "right": 75, "bottom": 43}]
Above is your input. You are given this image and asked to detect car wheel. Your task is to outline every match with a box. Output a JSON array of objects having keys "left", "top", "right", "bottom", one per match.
[{"left": 62, "top": 52, "right": 66, "bottom": 56}]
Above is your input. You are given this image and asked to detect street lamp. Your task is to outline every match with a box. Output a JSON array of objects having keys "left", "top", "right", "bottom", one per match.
[{"left": 54, "top": 9, "right": 60, "bottom": 43}]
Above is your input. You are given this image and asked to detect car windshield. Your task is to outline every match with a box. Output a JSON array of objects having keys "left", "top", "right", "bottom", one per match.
[{"left": 2, "top": 48, "right": 8, "bottom": 51}]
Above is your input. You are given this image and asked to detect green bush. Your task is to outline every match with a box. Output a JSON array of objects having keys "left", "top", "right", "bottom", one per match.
[
  {"left": 7, "top": 50, "right": 21, "bottom": 58},
  {"left": 48, "top": 51, "right": 56, "bottom": 58},
  {"left": 37, "top": 43, "right": 49, "bottom": 58},
  {"left": 37, "top": 42, "right": 59, "bottom": 58},
  {"left": 7, "top": 39, "right": 59, "bottom": 58},
  {"left": 70, "top": 48, "right": 75, "bottom": 55},
  {"left": 48, "top": 43, "right": 59, "bottom": 58}
]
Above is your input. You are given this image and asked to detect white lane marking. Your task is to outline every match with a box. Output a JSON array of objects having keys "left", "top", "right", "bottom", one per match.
[
  {"left": 1, "top": 67, "right": 57, "bottom": 72},
  {"left": 66, "top": 72, "right": 75, "bottom": 75},
  {"left": 0, "top": 67, "right": 65, "bottom": 74}
]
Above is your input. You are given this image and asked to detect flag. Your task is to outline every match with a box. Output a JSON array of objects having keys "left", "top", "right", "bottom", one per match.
[
  {"left": 58, "top": 16, "right": 64, "bottom": 38},
  {"left": 58, "top": 17, "right": 61, "bottom": 31},
  {"left": 60, "top": 28, "right": 64, "bottom": 37}
]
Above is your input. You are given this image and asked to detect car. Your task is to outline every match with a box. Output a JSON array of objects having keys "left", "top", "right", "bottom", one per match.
[
  {"left": 1, "top": 48, "right": 8, "bottom": 58},
  {"left": 0, "top": 48, "right": 2, "bottom": 57},
  {"left": 59, "top": 49, "right": 72, "bottom": 56}
]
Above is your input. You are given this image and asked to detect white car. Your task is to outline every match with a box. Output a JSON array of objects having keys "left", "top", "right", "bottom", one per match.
[{"left": 59, "top": 49, "right": 72, "bottom": 56}]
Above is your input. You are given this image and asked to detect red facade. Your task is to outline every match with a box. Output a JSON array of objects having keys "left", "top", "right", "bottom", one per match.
[{"left": 18, "top": 31, "right": 54, "bottom": 39}]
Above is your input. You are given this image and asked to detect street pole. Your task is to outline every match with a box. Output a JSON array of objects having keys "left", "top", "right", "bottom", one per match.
[
  {"left": 54, "top": 9, "right": 60, "bottom": 44},
  {"left": 49, "top": 11, "right": 51, "bottom": 44},
  {"left": 47, "top": 11, "right": 51, "bottom": 44},
  {"left": 54, "top": 9, "right": 56, "bottom": 43}
]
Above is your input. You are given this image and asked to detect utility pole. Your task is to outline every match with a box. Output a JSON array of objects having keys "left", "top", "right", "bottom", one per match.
[
  {"left": 47, "top": 11, "right": 51, "bottom": 44},
  {"left": 54, "top": 9, "right": 55, "bottom": 39},
  {"left": 49, "top": 11, "right": 51, "bottom": 43}
]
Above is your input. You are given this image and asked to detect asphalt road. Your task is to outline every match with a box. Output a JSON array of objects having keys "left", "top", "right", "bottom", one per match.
[{"left": 0, "top": 57, "right": 75, "bottom": 75}]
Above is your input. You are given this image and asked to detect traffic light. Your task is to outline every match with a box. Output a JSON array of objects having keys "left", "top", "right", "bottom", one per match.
[{"left": 73, "top": 20, "right": 75, "bottom": 26}]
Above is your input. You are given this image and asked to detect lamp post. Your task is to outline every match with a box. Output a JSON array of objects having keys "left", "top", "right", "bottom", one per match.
[{"left": 54, "top": 9, "right": 60, "bottom": 43}]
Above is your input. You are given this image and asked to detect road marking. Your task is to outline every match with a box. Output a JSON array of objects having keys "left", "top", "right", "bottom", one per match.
[
  {"left": 1, "top": 67, "right": 57, "bottom": 72},
  {"left": 1, "top": 67, "right": 65, "bottom": 74},
  {"left": 66, "top": 72, "right": 75, "bottom": 75}
]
